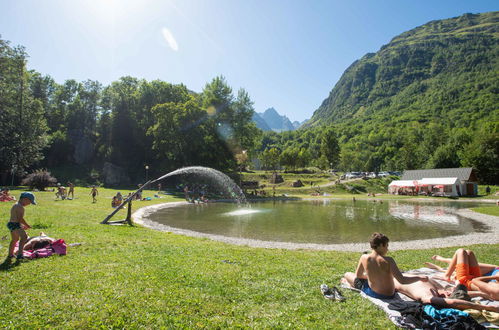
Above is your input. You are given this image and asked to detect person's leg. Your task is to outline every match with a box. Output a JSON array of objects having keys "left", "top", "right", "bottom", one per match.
[
  {"left": 343, "top": 272, "right": 356, "bottom": 287},
  {"left": 433, "top": 251, "right": 496, "bottom": 275},
  {"left": 8, "top": 230, "right": 20, "bottom": 257},
  {"left": 444, "top": 248, "right": 467, "bottom": 280},
  {"left": 432, "top": 255, "right": 452, "bottom": 264},
  {"left": 17, "top": 229, "right": 28, "bottom": 258},
  {"left": 466, "top": 250, "right": 482, "bottom": 278}
]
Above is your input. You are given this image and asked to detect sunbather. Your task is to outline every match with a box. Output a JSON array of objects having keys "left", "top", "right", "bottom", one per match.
[
  {"left": 343, "top": 235, "right": 499, "bottom": 311},
  {"left": 394, "top": 277, "right": 499, "bottom": 312},
  {"left": 23, "top": 232, "right": 56, "bottom": 250},
  {"left": 343, "top": 233, "right": 428, "bottom": 299},
  {"left": 431, "top": 249, "right": 499, "bottom": 300}
]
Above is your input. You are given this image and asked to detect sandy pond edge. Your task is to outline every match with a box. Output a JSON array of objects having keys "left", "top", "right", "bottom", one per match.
[{"left": 132, "top": 201, "right": 499, "bottom": 252}]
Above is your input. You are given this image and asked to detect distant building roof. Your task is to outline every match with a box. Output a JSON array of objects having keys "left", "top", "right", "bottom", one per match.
[
  {"left": 389, "top": 180, "right": 416, "bottom": 187},
  {"left": 402, "top": 168, "right": 476, "bottom": 181},
  {"left": 419, "top": 177, "right": 459, "bottom": 185}
]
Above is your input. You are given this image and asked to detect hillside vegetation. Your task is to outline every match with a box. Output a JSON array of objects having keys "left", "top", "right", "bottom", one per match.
[
  {"left": 308, "top": 12, "right": 498, "bottom": 127},
  {"left": 262, "top": 12, "right": 498, "bottom": 183}
]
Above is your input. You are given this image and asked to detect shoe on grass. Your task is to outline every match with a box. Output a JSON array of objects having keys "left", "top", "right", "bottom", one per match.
[
  {"left": 332, "top": 286, "right": 346, "bottom": 302},
  {"left": 320, "top": 284, "right": 335, "bottom": 300}
]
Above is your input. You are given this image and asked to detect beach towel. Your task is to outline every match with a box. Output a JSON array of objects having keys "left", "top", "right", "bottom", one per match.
[
  {"left": 341, "top": 267, "right": 499, "bottom": 329},
  {"left": 14, "top": 239, "right": 67, "bottom": 259}
]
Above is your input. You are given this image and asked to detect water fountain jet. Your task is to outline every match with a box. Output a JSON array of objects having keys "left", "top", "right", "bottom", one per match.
[{"left": 101, "top": 166, "right": 246, "bottom": 225}]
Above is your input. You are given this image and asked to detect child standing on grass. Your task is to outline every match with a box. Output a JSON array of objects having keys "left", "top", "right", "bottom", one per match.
[
  {"left": 90, "top": 186, "right": 98, "bottom": 203},
  {"left": 7, "top": 192, "right": 36, "bottom": 259}
]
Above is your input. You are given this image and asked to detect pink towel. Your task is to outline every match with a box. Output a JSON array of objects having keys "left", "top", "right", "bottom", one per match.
[{"left": 14, "top": 239, "right": 67, "bottom": 259}]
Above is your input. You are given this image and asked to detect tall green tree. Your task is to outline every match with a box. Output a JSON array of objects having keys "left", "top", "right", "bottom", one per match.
[
  {"left": 0, "top": 40, "right": 48, "bottom": 180},
  {"left": 320, "top": 128, "right": 341, "bottom": 169}
]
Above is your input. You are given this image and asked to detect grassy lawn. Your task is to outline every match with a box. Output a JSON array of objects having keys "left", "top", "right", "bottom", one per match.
[
  {"left": 1, "top": 187, "right": 498, "bottom": 328},
  {"left": 471, "top": 206, "right": 499, "bottom": 217}
]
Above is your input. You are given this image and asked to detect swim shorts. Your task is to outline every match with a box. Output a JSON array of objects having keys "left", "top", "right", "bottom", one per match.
[
  {"left": 6, "top": 222, "right": 21, "bottom": 231},
  {"left": 360, "top": 281, "right": 396, "bottom": 299},
  {"left": 456, "top": 263, "right": 481, "bottom": 289}
]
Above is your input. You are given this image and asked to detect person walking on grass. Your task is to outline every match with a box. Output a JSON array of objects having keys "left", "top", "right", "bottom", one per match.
[
  {"left": 67, "top": 182, "right": 75, "bottom": 199},
  {"left": 7, "top": 192, "right": 36, "bottom": 260},
  {"left": 90, "top": 186, "right": 98, "bottom": 203}
]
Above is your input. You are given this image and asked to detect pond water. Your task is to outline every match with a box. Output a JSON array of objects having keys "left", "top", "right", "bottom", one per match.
[{"left": 146, "top": 200, "right": 490, "bottom": 244}]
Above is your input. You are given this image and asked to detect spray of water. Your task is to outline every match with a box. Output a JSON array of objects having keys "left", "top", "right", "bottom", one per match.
[{"left": 152, "top": 166, "right": 247, "bottom": 204}]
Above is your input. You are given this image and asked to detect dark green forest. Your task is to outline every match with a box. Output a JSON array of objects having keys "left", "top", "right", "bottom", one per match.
[
  {"left": 0, "top": 37, "right": 260, "bottom": 186},
  {"left": 1, "top": 12, "right": 498, "bottom": 186}
]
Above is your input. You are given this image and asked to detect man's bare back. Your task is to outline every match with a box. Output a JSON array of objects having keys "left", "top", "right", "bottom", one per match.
[{"left": 360, "top": 252, "right": 397, "bottom": 296}]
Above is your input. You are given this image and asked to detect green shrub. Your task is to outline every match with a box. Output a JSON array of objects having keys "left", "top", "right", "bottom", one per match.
[{"left": 21, "top": 169, "right": 57, "bottom": 191}]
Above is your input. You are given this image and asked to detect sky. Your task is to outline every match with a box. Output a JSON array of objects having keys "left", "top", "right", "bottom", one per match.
[{"left": 1, "top": 1, "right": 497, "bottom": 122}]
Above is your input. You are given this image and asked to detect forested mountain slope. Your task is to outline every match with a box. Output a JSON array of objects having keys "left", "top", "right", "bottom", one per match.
[{"left": 307, "top": 11, "right": 499, "bottom": 128}]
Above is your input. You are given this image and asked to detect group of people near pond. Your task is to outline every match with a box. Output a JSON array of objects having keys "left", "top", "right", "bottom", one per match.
[
  {"left": 54, "top": 182, "right": 75, "bottom": 200},
  {"left": 343, "top": 232, "right": 498, "bottom": 314},
  {"left": 182, "top": 184, "right": 209, "bottom": 203}
]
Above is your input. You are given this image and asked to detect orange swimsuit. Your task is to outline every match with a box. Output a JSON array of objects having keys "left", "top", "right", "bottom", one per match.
[{"left": 456, "top": 263, "right": 481, "bottom": 289}]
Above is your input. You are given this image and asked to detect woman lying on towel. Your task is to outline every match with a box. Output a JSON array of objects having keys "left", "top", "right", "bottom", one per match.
[
  {"left": 14, "top": 232, "right": 67, "bottom": 259},
  {"left": 23, "top": 232, "right": 56, "bottom": 250},
  {"left": 428, "top": 248, "right": 499, "bottom": 301}
]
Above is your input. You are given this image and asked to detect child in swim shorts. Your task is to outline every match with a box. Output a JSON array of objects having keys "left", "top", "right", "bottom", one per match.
[{"left": 7, "top": 192, "right": 36, "bottom": 259}]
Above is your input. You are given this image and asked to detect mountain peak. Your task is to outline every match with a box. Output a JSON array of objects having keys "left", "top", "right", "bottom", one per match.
[{"left": 258, "top": 108, "right": 296, "bottom": 132}]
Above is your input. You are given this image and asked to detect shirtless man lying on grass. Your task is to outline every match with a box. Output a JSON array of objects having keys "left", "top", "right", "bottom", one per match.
[{"left": 343, "top": 233, "right": 499, "bottom": 312}]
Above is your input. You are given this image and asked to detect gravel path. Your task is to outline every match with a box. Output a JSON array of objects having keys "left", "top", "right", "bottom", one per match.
[{"left": 133, "top": 201, "right": 499, "bottom": 252}]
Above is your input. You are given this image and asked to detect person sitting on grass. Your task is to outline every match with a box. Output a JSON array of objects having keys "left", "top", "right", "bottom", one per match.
[
  {"left": 111, "top": 196, "right": 120, "bottom": 208},
  {"left": 0, "top": 188, "right": 16, "bottom": 202},
  {"left": 343, "top": 232, "right": 428, "bottom": 299},
  {"left": 116, "top": 192, "right": 123, "bottom": 203},
  {"left": 430, "top": 249, "right": 499, "bottom": 300},
  {"left": 6, "top": 192, "right": 36, "bottom": 260},
  {"left": 343, "top": 234, "right": 499, "bottom": 312}
]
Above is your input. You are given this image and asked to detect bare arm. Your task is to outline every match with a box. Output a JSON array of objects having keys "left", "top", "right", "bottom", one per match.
[
  {"left": 473, "top": 275, "right": 499, "bottom": 282},
  {"left": 355, "top": 256, "right": 367, "bottom": 279},
  {"left": 471, "top": 276, "right": 499, "bottom": 299},
  {"left": 388, "top": 257, "right": 427, "bottom": 284},
  {"left": 467, "top": 290, "right": 493, "bottom": 300}
]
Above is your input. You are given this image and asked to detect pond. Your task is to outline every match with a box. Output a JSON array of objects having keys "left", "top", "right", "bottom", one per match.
[{"left": 145, "top": 200, "right": 490, "bottom": 244}]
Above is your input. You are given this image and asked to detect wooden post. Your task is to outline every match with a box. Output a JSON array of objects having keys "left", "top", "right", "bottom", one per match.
[{"left": 101, "top": 180, "right": 153, "bottom": 225}]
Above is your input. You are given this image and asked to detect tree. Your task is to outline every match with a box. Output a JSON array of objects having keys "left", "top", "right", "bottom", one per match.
[
  {"left": 280, "top": 147, "right": 298, "bottom": 170},
  {"left": 459, "top": 124, "right": 499, "bottom": 184},
  {"left": 0, "top": 40, "right": 48, "bottom": 181},
  {"left": 260, "top": 148, "right": 280, "bottom": 172},
  {"left": 320, "top": 128, "right": 341, "bottom": 169}
]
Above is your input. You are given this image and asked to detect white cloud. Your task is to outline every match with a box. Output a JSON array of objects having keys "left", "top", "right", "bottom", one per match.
[{"left": 161, "top": 27, "right": 179, "bottom": 51}]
